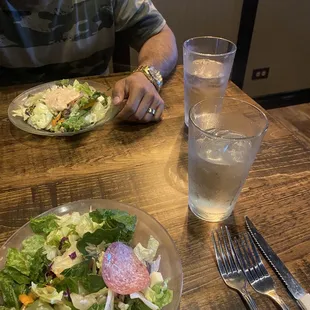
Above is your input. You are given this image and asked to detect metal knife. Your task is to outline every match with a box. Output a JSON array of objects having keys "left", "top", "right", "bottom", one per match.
[{"left": 245, "top": 216, "right": 310, "bottom": 310}]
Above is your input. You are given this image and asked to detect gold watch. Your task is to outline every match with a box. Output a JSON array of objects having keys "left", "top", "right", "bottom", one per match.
[{"left": 133, "top": 65, "right": 163, "bottom": 92}]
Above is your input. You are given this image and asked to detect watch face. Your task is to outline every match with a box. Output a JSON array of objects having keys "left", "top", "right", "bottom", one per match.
[
  {"left": 149, "top": 67, "right": 163, "bottom": 85},
  {"left": 149, "top": 67, "right": 159, "bottom": 78}
]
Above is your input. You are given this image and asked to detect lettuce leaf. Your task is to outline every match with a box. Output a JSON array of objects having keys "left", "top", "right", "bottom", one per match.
[
  {"left": 71, "top": 288, "right": 108, "bottom": 310},
  {"left": 77, "top": 227, "right": 123, "bottom": 255},
  {"left": 80, "top": 275, "right": 106, "bottom": 294},
  {"left": 1, "top": 266, "right": 30, "bottom": 284},
  {"left": 117, "top": 302, "right": 130, "bottom": 310},
  {"left": 61, "top": 260, "right": 91, "bottom": 278},
  {"left": 134, "top": 236, "right": 159, "bottom": 264},
  {"left": 4, "top": 235, "right": 48, "bottom": 285},
  {"left": 6, "top": 248, "right": 30, "bottom": 276},
  {"left": 53, "top": 277, "right": 79, "bottom": 294},
  {"left": 27, "top": 102, "right": 53, "bottom": 130},
  {"left": 75, "top": 214, "right": 102, "bottom": 238},
  {"left": 129, "top": 293, "right": 157, "bottom": 310},
  {"left": 29, "top": 248, "right": 49, "bottom": 283},
  {"left": 31, "top": 283, "right": 63, "bottom": 305},
  {"left": 54, "top": 304, "right": 72, "bottom": 310},
  {"left": 77, "top": 210, "right": 137, "bottom": 255},
  {"left": 43, "top": 244, "right": 58, "bottom": 261},
  {"left": 72, "top": 80, "right": 94, "bottom": 97},
  {"left": 56, "top": 261, "right": 105, "bottom": 294},
  {"left": 45, "top": 223, "right": 75, "bottom": 248},
  {"left": 88, "top": 305, "right": 105, "bottom": 310},
  {"left": 51, "top": 242, "right": 83, "bottom": 277},
  {"left": 0, "top": 280, "right": 19, "bottom": 309},
  {"left": 30, "top": 215, "right": 59, "bottom": 235},
  {"left": 21, "top": 235, "right": 45, "bottom": 258},
  {"left": 4, "top": 240, "right": 48, "bottom": 285},
  {"left": 144, "top": 281, "right": 173, "bottom": 309},
  {"left": 127, "top": 299, "right": 151, "bottom": 310},
  {"left": 149, "top": 272, "right": 164, "bottom": 288},
  {"left": 0, "top": 247, "right": 48, "bottom": 308},
  {"left": 56, "top": 79, "right": 70, "bottom": 87},
  {"left": 54, "top": 274, "right": 105, "bottom": 295},
  {"left": 89, "top": 209, "right": 136, "bottom": 232},
  {"left": 0, "top": 307, "right": 16, "bottom": 310},
  {"left": 25, "top": 300, "right": 54, "bottom": 310},
  {"left": 14, "top": 283, "right": 27, "bottom": 298},
  {"left": 57, "top": 212, "right": 81, "bottom": 228},
  {"left": 61, "top": 111, "right": 88, "bottom": 132},
  {"left": 54, "top": 303, "right": 74, "bottom": 310}
]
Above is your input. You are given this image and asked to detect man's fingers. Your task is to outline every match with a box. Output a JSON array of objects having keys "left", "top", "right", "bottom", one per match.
[
  {"left": 141, "top": 100, "right": 163, "bottom": 123},
  {"left": 117, "top": 86, "right": 144, "bottom": 120},
  {"left": 112, "top": 79, "right": 126, "bottom": 105},
  {"left": 130, "top": 93, "right": 154, "bottom": 121},
  {"left": 113, "top": 73, "right": 164, "bottom": 122},
  {"left": 154, "top": 103, "right": 164, "bottom": 121}
]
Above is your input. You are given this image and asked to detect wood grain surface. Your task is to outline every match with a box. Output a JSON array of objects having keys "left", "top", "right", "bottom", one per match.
[
  {"left": 0, "top": 66, "right": 310, "bottom": 309},
  {"left": 269, "top": 103, "right": 310, "bottom": 150}
]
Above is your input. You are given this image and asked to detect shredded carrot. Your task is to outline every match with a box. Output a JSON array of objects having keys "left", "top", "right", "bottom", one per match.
[
  {"left": 19, "top": 294, "right": 34, "bottom": 306},
  {"left": 52, "top": 112, "right": 62, "bottom": 126}
]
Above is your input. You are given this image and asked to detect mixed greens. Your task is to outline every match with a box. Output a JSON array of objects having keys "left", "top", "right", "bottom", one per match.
[
  {"left": 12, "top": 80, "right": 115, "bottom": 133},
  {"left": 0, "top": 209, "right": 173, "bottom": 310}
]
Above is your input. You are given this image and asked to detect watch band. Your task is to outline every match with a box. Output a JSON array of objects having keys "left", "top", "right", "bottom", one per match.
[{"left": 133, "top": 65, "right": 163, "bottom": 92}]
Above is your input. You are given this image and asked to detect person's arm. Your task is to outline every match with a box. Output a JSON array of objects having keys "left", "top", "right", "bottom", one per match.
[
  {"left": 138, "top": 24, "right": 177, "bottom": 78},
  {"left": 112, "top": 0, "right": 178, "bottom": 123},
  {"left": 113, "top": 25, "right": 177, "bottom": 122}
]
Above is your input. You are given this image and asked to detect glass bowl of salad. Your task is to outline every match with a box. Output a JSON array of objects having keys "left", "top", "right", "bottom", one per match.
[
  {"left": 8, "top": 80, "right": 120, "bottom": 137},
  {"left": 0, "top": 199, "right": 183, "bottom": 310}
]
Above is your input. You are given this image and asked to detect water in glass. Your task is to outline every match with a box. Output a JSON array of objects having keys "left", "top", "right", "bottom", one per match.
[
  {"left": 184, "top": 59, "right": 227, "bottom": 126},
  {"left": 188, "top": 129, "right": 253, "bottom": 222}
]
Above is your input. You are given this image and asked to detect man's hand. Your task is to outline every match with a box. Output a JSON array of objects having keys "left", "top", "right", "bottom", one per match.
[{"left": 112, "top": 72, "right": 164, "bottom": 123}]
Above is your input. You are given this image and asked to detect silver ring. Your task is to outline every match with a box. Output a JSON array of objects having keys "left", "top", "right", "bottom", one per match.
[{"left": 147, "top": 108, "right": 156, "bottom": 116}]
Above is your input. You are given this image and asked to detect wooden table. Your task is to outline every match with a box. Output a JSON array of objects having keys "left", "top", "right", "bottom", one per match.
[
  {"left": 269, "top": 103, "right": 310, "bottom": 151},
  {"left": 0, "top": 66, "right": 310, "bottom": 309}
]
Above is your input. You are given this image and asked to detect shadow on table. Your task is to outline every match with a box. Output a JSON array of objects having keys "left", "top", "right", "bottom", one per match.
[
  {"left": 110, "top": 120, "right": 161, "bottom": 145},
  {"left": 185, "top": 208, "right": 238, "bottom": 269},
  {"left": 164, "top": 124, "right": 188, "bottom": 195},
  {"left": 186, "top": 207, "right": 237, "bottom": 239},
  {"left": 183, "top": 210, "right": 255, "bottom": 309}
]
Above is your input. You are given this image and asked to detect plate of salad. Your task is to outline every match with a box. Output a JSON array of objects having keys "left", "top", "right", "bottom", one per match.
[
  {"left": 0, "top": 199, "right": 183, "bottom": 310},
  {"left": 8, "top": 80, "right": 120, "bottom": 136}
]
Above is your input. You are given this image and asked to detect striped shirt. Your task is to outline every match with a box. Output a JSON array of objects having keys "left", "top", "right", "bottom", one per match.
[{"left": 0, "top": 0, "right": 166, "bottom": 85}]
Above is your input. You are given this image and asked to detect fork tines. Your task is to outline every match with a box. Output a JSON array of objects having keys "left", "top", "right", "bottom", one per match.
[
  {"left": 212, "top": 226, "right": 241, "bottom": 276},
  {"left": 212, "top": 227, "right": 258, "bottom": 310},
  {"left": 234, "top": 232, "right": 269, "bottom": 282}
]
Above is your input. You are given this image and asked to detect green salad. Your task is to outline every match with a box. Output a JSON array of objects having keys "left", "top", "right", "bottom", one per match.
[
  {"left": 12, "top": 80, "right": 115, "bottom": 133},
  {"left": 0, "top": 209, "right": 173, "bottom": 310}
]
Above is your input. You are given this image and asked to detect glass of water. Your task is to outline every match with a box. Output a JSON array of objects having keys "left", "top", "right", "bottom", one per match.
[
  {"left": 188, "top": 97, "right": 268, "bottom": 222},
  {"left": 183, "top": 36, "right": 237, "bottom": 126}
]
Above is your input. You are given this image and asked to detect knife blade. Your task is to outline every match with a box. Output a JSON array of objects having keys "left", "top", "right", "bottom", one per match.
[{"left": 245, "top": 216, "right": 310, "bottom": 310}]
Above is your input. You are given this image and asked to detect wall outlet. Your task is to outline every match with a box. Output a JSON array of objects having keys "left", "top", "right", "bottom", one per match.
[{"left": 252, "top": 67, "right": 270, "bottom": 80}]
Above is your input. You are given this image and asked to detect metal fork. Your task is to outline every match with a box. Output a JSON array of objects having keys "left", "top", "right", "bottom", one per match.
[
  {"left": 234, "top": 233, "right": 289, "bottom": 310},
  {"left": 212, "top": 227, "right": 258, "bottom": 310}
]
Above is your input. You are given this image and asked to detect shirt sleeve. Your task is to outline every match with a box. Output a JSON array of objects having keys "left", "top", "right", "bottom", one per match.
[{"left": 113, "top": 0, "right": 166, "bottom": 50}]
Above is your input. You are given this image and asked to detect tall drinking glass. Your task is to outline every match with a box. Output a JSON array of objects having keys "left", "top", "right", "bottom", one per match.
[
  {"left": 183, "top": 36, "right": 237, "bottom": 126},
  {"left": 188, "top": 97, "right": 268, "bottom": 222}
]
